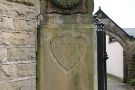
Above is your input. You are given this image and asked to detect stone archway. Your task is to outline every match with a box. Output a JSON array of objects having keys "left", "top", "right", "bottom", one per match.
[
  {"left": 95, "top": 8, "right": 135, "bottom": 83},
  {"left": 105, "top": 30, "right": 129, "bottom": 83}
]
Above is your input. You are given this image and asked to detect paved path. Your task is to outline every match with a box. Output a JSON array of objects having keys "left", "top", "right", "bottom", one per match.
[{"left": 107, "top": 77, "right": 131, "bottom": 90}]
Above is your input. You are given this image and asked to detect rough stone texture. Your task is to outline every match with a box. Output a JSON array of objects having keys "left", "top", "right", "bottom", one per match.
[
  {"left": 0, "top": 48, "right": 7, "bottom": 62},
  {"left": 7, "top": 47, "right": 36, "bottom": 61},
  {"left": 0, "top": 0, "right": 39, "bottom": 89},
  {"left": 0, "top": 17, "right": 14, "bottom": 30},
  {"left": 38, "top": 27, "right": 97, "bottom": 90},
  {"left": 14, "top": 19, "right": 37, "bottom": 32},
  {"left": 2, "top": 64, "right": 17, "bottom": 79},
  {"left": 0, "top": 83, "right": 13, "bottom": 90},
  {"left": 1, "top": 32, "right": 36, "bottom": 46},
  {"left": 0, "top": 65, "right": 6, "bottom": 80},
  {"left": 38, "top": 0, "right": 96, "bottom": 90},
  {"left": 127, "top": 43, "right": 135, "bottom": 82},
  {"left": 17, "top": 63, "right": 36, "bottom": 76},
  {"left": 11, "top": 78, "right": 36, "bottom": 90},
  {"left": 0, "top": 79, "right": 36, "bottom": 90}
]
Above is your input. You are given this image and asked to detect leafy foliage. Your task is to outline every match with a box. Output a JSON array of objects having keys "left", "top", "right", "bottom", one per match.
[{"left": 130, "top": 78, "right": 135, "bottom": 86}]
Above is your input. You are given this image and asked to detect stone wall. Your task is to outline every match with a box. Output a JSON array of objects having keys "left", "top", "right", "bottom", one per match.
[
  {"left": 126, "top": 42, "right": 135, "bottom": 82},
  {"left": 0, "top": 0, "right": 40, "bottom": 90}
]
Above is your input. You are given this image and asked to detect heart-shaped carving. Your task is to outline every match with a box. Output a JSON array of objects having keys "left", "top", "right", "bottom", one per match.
[{"left": 50, "top": 33, "right": 87, "bottom": 70}]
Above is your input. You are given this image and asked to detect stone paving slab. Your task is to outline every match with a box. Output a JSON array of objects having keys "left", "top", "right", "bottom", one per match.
[
  {"left": 122, "top": 84, "right": 135, "bottom": 90},
  {"left": 107, "top": 77, "right": 135, "bottom": 90}
]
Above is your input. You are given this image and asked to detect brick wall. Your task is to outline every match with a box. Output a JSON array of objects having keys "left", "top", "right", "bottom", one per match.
[{"left": 0, "top": 0, "right": 40, "bottom": 90}]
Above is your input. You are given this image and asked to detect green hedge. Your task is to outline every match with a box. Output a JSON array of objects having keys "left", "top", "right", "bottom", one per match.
[{"left": 130, "top": 78, "right": 135, "bottom": 86}]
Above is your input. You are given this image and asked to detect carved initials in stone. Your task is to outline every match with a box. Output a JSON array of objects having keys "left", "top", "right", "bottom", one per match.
[{"left": 50, "top": 33, "right": 87, "bottom": 70}]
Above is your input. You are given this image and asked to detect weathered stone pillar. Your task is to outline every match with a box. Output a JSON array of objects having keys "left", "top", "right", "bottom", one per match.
[{"left": 37, "top": 0, "right": 97, "bottom": 90}]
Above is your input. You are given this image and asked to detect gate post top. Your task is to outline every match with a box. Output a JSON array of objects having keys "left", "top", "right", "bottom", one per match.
[
  {"left": 40, "top": 0, "right": 94, "bottom": 14},
  {"left": 40, "top": 0, "right": 94, "bottom": 25}
]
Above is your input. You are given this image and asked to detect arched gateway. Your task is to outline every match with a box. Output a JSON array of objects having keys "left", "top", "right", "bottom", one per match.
[{"left": 95, "top": 8, "right": 135, "bottom": 83}]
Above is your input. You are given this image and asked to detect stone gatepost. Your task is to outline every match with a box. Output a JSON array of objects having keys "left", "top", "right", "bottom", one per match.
[{"left": 37, "top": 0, "right": 97, "bottom": 90}]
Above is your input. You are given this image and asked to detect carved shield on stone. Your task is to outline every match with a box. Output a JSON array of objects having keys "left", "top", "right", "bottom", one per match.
[
  {"left": 50, "top": 33, "right": 87, "bottom": 70},
  {"left": 47, "top": 0, "right": 88, "bottom": 14},
  {"left": 50, "top": 0, "right": 81, "bottom": 10}
]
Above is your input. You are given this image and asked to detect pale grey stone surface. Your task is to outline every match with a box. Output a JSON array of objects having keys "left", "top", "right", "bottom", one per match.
[
  {"left": 17, "top": 63, "right": 36, "bottom": 76},
  {"left": 38, "top": 25, "right": 97, "bottom": 90},
  {"left": 7, "top": 47, "right": 36, "bottom": 61}
]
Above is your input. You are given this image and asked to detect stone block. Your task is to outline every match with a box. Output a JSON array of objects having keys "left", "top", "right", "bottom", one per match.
[
  {"left": 16, "top": 0, "right": 40, "bottom": 7},
  {"left": 6, "top": 0, "right": 40, "bottom": 7},
  {"left": 1, "top": 32, "right": 25, "bottom": 46},
  {"left": 25, "top": 33, "right": 36, "bottom": 46},
  {"left": 1, "top": 32, "right": 36, "bottom": 46},
  {"left": 17, "top": 63, "right": 36, "bottom": 76},
  {"left": 0, "top": 83, "right": 14, "bottom": 90},
  {"left": 0, "top": 79, "right": 36, "bottom": 90},
  {"left": 0, "top": 2, "right": 12, "bottom": 17},
  {"left": 11, "top": 79, "right": 36, "bottom": 90},
  {"left": 7, "top": 47, "right": 35, "bottom": 61},
  {"left": 0, "top": 48, "right": 7, "bottom": 62},
  {"left": 0, "top": 17, "right": 14, "bottom": 30},
  {"left": 1, "top": 64, "right": 17, "bottom": 78},
  {"left": 0, "top": 65, "right": 6, "bottom": 80},
  {"left": 14, "top": 19, "right": 37, "bottom": 32},
  {"left": 12, "top": 2, "right": 40, "bottom": 19},
  {"left": 14, "top": 19, "right": 28, "bottom": 31}
]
